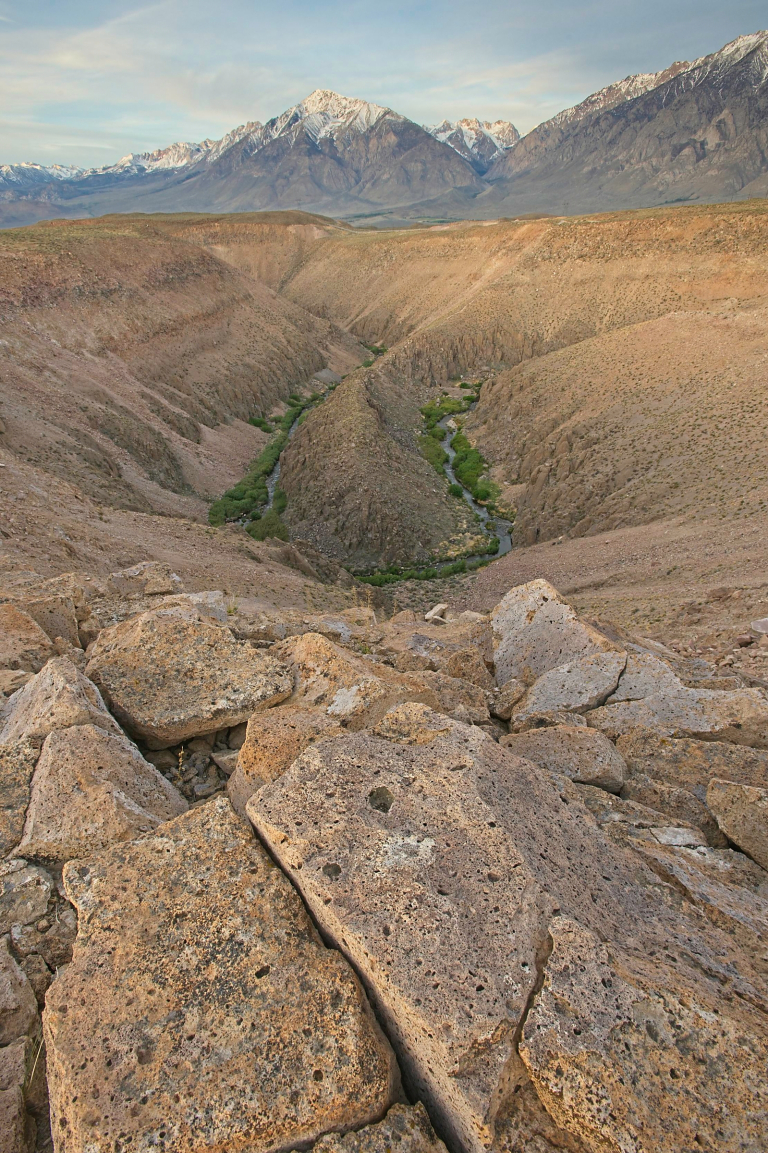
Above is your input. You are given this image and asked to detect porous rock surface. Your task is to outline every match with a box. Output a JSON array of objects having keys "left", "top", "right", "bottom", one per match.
[
  {"left": 706, "top": 778, "right": 768, "bottom": 868},
  {"left": 44, "top": 798, "right": 399, "bottom": 1153},
  {"left": 17, "top": 724, "right": 188, "bottom": 862},
  {"left": 0, "top": 657, "right": 120, "bottom": 745},
  {"left": 313, "top": 1103, "right": 447, "bottom": 1153},
  {"left": 274, "top": 632, "right": 439, "bottom": 730},
  {"left": 513, "top": 650, "right": 627, "bottom": 719},
  {"left": 249, "top": 700, "right": 768, "bottom": 1153},
  {"left": 491, "top": 579, "right": 617, "bottom": 685},
  {"left": 0, "top": 605, "right": 55, "bottom": 674},
  {"left": 0, "top": 740, "right": 40, "bottom": 857},
  {"left": 500, "top": 725, "right": 626, "bottom": 792},
  {"left": 85, "top": 606, "right": 293, "bottom": 746}
]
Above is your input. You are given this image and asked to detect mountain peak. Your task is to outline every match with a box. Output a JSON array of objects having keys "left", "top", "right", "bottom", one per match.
[{"left": 424, "top": 117, "right": 519, "bottom": 173}]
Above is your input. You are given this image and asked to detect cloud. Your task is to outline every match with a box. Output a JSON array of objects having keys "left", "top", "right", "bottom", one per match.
[{"left": 0, "top": 0, "right": 765, "bottom": 166}]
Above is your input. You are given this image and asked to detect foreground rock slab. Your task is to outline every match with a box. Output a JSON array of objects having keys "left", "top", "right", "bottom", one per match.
[
  {"left": 500, "top": 725, "right": 626, "bottom": 792},
  {"left": 0, "top": 604, "right": 55, "bottom": 673},
  {"left": 706, "top": 778, "right": 768, "bottom": 868},
  {"left": 491, "top": 580, "right": 617, "bottom": 685},
  {"left": 44, "top": 797, "right": 398, "bottom": 1153},
  {"left": 86, "top": 606, "right": 293, "bottom": 746},
  {"left": 588, "top": 681, "right": 768, "bottom": 746},
  {"left": 513, "top": 651, "right": 627, "bottom": 720},
  {"left": 18, "top": 724, "right": 188, "bottom": 862},
  {"left": 250, "top": 703, "right": 768, "bottom": 1153}
]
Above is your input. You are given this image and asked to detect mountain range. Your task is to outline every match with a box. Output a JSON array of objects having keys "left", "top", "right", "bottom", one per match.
[{"left": 2, "top": 31, "right": 767, "bottom": 227}]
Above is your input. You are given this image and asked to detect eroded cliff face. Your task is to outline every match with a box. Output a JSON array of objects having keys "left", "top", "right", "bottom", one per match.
[
  {"left": 267, "top": 203, "right": 768, "bottom": 563},
  {"left": 0, "top": 214, "right": 363, "bottom": 516}
]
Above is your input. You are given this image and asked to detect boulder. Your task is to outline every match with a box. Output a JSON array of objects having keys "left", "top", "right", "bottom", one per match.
[
  {"left": 274, "top": 633, "right": 439, "bottom": 731},
  {"left": 107, "top": 560, "right": 184, "bottom": 597},
  {"left": 500, "top": 726, "right": 626, "bottom": 792},
  {"left": 588, "top": 684, "right": 768, "bottom": 747},
  {"left": 520, "top": 915, "right": 767, "bottom": 1153},
  {"left": 491, "top": 580, "right": 617, "bottom": 686},
  {"left": 0, "top": 671, "right": 33, "bottom": 699},
  {"left": 707, "top": 779, "right": 768, "bottom": 868},
  {"left": 513, "top": 651, "right": 627, "bottom": 721},
  {"left": 249, "top": 702, "right": 768, "bottom": 1153},
  {"left": 15, "top": 595, "right": 80, "bottom": 649},
  {"left": 17, "top": 724, "right": 188, "bottom": 863},
  {"left": 416, "top": 671, "right": 490, "bottom": 726},
  {"left": 0, "top": 860, "right": 54, "bottom": 934},
  {"left": 508, "top": 710, "right": 589, "bottom": 733},
  {"left": 620, "top": 773, "right": 726, "bottom": 846},
  {"left": 45, "top": 798, "right": 399, "bottom": 1153},
  {"left": 604, "top": 653, "right": 682, "bottom": 701},
  {"left": 0, "top": 605, "right": 55, "bottom": 673},
  {"left": 488, "top": 678, "right": 526, "bottom": 721},
  {"left": 0, "top": 657, "right": 120, "bottom": 746},
  {"left": 424, "top": 604, "right": 448, "bottom": 623},
  {"left": 228, "top": 706, "right": 345, "bottom": 817},
  {"left": 0, "top": 739, "right": 40, "bottom": 856},
  {"left": 314, "top": 1103, "right": 447, "bottom": 1153},
  {"left": 442, "top": 649, "right": 494, "bottom": 691},
  {"left": 616, "top": 727, "right": 768, "bottom": 793},
  {"left": 0, "top": 1085, "right": 35, "bottom": 1153},
  {"left": 0, "top": 936, "right": 38, "bottom": 1046},
  {"left": 86, "top": 606, "right": 293, "bottom": 747}
]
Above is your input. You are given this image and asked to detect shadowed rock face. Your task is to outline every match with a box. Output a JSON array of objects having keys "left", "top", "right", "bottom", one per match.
[{"left": 44, "top": 798, "right": 399, "bottom": 1153}]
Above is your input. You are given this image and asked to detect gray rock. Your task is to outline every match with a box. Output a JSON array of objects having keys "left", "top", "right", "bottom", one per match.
[
  {"left": 0, "top": 861, "right": 53, "bottom": 934},
  {"left": 588, "top": 684, "right": 768, "bottom": 747},
  {"left": 514, "top": 651, "right": 627, "bottom": 720},
  {"left": 501, "top": 726, "right": 626, "bottom": 792},
  {"left": 491, "top": 580, "right": 617, "bottom": 686},
  {"left": 0, "top": 936, "right": 38, "bottom": 1046}
]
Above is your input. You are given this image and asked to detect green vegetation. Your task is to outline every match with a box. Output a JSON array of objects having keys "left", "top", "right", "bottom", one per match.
[
  {"left": 448, "top": 483, "right": 464, "bottom": 498},
  {"left": 246, "top": 509, "right": 289, "bottom": 541},
  {"left": 364, "top": 343, "right": 388, "bottom": 356},
  {"left": 209, "top": 393, "right": 319, "bottom": 527},
  {"left": 450, "top": 429, "right": 501, "bottom": 506},
  {"left": 355, "top": 549, "right": 496, "bottom": 586},
  {"left": 272, "top": 487, "right": 288, "bottom": 515},
  {"left": 362, "top": 358, "right": 375, "bottom": 368},
  {"left": 459, "top": 381, "right": 475, "bottom": 389},
  {"left": 420, "top": 395, "right": 467, "bottom": 430},
  {"left": 248, "top": 415, "right": 274, "bottom": 433},
  {"left": 419, "top": 433, "right": 449, "bottom": 475}
]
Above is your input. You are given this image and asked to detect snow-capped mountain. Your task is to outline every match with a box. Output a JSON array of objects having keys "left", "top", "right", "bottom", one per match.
[
  {"left": 0, "top": 162, "right": 85, "bottom": 189},
  {"left": 424, "top": 118, "right": 520, "bottom": 173}
]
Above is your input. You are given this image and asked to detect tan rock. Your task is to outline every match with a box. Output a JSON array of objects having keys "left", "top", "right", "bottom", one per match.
[
  {"left": 491, "top": 580, "right": 617, "bottom": 686},
  {"left": 508, "top": 710, "right": 589, "bottom": 733},
  {"left": 488, "top": 678, "right": 526, "bottom": 721},
  {"left": 0, "top": 861, "right": 54, "bottom": 934},
  {"left": 211, "top": 749, "right": 239, "bottom": 775},
  {"left": 707, "top": 779, "right": 768, "bottom": 868},
  {"left": 0, "top": 936, "right": 38, "bottom": 1045},
  {"left": 313, "top": 1103, "right": 447, "bottom": 1153},
  {"left": 107, "top": 560, "right": 184, "bottom": 597},
  {"left": 15, "top": 596, "right": 80, "bottom": 649},
  {"left": 17, "top": 724, "right": 187, "bottom": 863},
  {"left": 616, "top": 726, "right": 768, "bottom": 792},
  {"left": 416, "top": 670, "right": 490, "bottom": 726},
  {"left": 0, "top": 670, "right": 33, "bottom": 699},
  {"left": 86, "top": 606, "right": 293, "bottom": 747},
  {"left": 0, "top": 657, "right": 120, "bottom": 746},
  {"left": 588, "top": 684, "right": 768, "bottom": 747},
  {"left": 500, "top": 726, "right": 626, "bottom": 792},
  {"left": 620, "top": 773, "right": 727, "bottom": 846},
  {"left": 0, "top": 605, "right": 55, "bottom": 673},
  {"left": 0, "top": 1086, "right": 35, "bottom": 1153},
  {"left": 513, "top": 651, "right": 627, "bottom": 721},
  {"left": 443, "top": 648, "right": 494, "bottom": 691},
  {"left": 275, "top": 632, "right": 439, "bottom": 731},
  {"left": 424, "top": 603, "right": 448, "bottom": 623},
  {"left": 376, "top": 617, "right": 493, "bottom": 678},
  {"left": 520, "top": 916, "right": 768, "bottom": 1153},
  {"left": 605, "top": 652, "right": 682, "bottom": 701},
  {"left": 228, "top": 706, "right": 344, "bottom": 817},
  {"left": 44, "top": 798, "right": 398, "bottom": 1153},
  {"left": 0, "top": 740, "right": 40, "bottom": 857}
]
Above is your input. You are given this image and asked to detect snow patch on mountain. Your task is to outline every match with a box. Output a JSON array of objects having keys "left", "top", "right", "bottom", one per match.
[{"left": 425, "top": 117, "right": 519, "bottom": 172}]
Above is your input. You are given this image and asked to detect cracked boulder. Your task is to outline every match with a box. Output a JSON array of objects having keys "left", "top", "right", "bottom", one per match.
[
  {"left": 249, "top": 702, "right": 768, "bottom": 1153},
  {"left": 228, "top": 706, "right": 345, "bottom": 817},
  {"left": 706, "top": 779, "right": 768, "bottom": 868},
  {"left": 617, "top": 726, "right": 768, "bottom": 792},
  {"left": 17, "top": 724, "right": 188, "bottom": 863},
  {"left": 491, "top": 580, "right": 618, "bottom": 686},
  {"left": 274, "top": 632, "right": 439, "bottom": 731},
  {"left": 0, "top": 740, "right": 40, "bottom": 856},
  {"left": 0, "top": 604, "right": 55, "bottom": 673},
  {"left": 85, "top": 606, "right": 293, "bottom": 747},
  {"left": 512, "top": 651, "right": 627, "bottom": 722},
  {"left": 587, "top": 681, "right": 768, "bottom": 746},
  {"left": 313, "top": 1103, "right": 447, "bottom": 1153},
  {"left": 0, "top": 657, "right": 120, "bottom": 746},
  {"left": 44, "top": 797, "right": 399, "bottom": 1153},
  {"left": 500, "top": 726, "right": 626, "bottom": 793}
]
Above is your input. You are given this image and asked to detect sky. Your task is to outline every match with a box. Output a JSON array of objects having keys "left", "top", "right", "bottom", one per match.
[{"left": 1, "top": 0, "right": 765, "bottom": 167}]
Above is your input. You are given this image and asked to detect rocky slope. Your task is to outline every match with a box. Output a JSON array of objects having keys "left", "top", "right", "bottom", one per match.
[
  {"left": 2, "top": 569, "right": 768, "bottom": 1153},
  {"left": 479, "top": 31, "right": 768, "bottom": 214}
]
